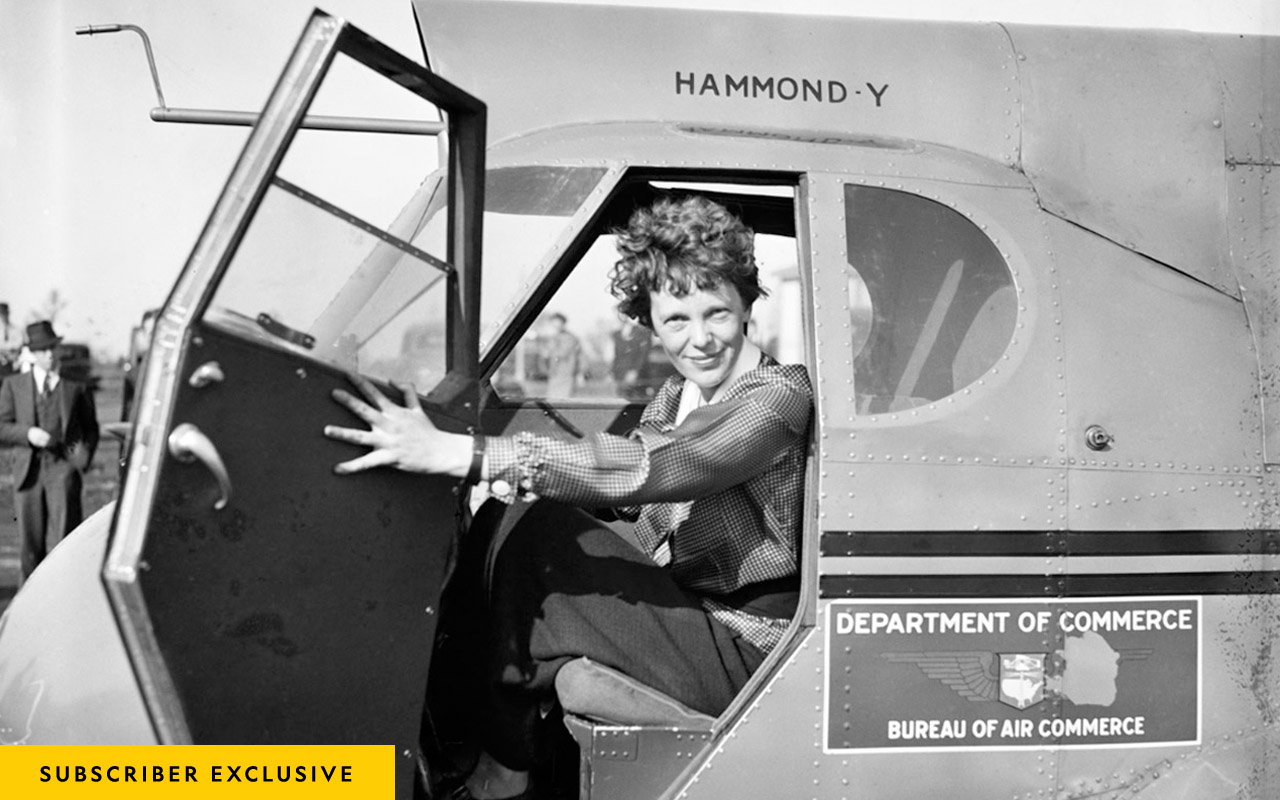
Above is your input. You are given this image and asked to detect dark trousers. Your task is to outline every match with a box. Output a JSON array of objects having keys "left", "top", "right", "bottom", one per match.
[
  {"left": 16, "top": 454, "right": 82, "bottom": 584},
  {"left": 436, "top": 500, "right": 766, "bottom": 771}
]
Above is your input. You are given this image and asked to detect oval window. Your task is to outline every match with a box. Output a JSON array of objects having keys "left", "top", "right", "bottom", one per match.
[{"left": 844, "top": 185, "right": 1016, "bottom": 414}]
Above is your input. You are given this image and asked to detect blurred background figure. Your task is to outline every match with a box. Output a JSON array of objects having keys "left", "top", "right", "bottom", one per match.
[
  {"left": 542, "top": 312, "right": 582, "bottom": 398},
  {"left": 0, "top": 320, "right": 99, "bottom": 585},
  {"left": 611, "top": 313, "right": 653, "bottom": 401}
]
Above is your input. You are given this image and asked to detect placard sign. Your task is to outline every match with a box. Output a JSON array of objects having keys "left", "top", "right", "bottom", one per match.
[{"left": 824, "top": 597, "right": 1200, "bottom": 752}]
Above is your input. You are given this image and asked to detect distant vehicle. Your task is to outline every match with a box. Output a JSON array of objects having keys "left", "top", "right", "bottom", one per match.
[
  {"left": 2, "top": 4, "right": 1279, "bottom": 800},
  {"left": 56, "top": 342, "right": 97, "bottom": 391},
  {"left": 120, "top": 308, "right": 159, "bottom": 421}
]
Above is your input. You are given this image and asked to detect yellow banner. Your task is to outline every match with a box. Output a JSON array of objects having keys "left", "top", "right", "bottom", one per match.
[{"left": 0, "top": 746, "right": 394, "bottom": 798}]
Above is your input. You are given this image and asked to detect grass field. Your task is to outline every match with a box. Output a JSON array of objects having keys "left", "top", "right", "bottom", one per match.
[{"left": 0, "top": 364, "right": 125, "bottom": 614}]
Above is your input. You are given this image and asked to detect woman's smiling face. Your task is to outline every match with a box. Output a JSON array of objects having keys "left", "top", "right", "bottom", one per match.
[{"left": 649, "top": 282, "right": 751, "bottom": 397}]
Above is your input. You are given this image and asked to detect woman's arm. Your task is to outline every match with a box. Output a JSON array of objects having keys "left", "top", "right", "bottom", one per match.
[
  {"left": 483, "top": 377, "right": 809, "bottom": 507},
  {"left": 325, "top": 367, "right": 812, "bottom": 508}
]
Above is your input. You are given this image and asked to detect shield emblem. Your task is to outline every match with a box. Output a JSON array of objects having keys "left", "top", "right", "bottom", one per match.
[{"left": 999, "top": 653, "right": 1046, "bottom": 710}]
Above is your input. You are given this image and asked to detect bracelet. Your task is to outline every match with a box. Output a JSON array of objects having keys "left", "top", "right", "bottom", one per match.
[
  {"left": 465, "top": 434, "right": 486, "bottom": 484},
  {"left": 486, "top": 432, "right": 543, "bottom": 504}
]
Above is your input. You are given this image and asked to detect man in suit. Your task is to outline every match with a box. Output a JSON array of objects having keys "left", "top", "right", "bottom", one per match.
[{"left": 0, "top": 320, "right": 99, "bottom": 584}]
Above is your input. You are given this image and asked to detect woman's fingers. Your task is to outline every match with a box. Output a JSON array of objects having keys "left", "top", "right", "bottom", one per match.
[
  {"left": 330, "top": 387, "right": 380, "bottom": 425},
  {"left": 395, "top": 380, "right": 422, "bottom": 411},
  {"left": 336, "top": 375, "right": 423, "bottom": 418},
  {"left": 323, "top": 423, "right": 369, "bottom": 445},
  {"left": 347, "top": 372, "right": 394, "bottom": 411},
  {"left": 333, "top": 449, "right": 394, "bottom": 475}
]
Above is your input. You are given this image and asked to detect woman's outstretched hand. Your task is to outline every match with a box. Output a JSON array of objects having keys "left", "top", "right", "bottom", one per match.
[{"left": 324, "top": 373, "right": 472, "bottom": 477}]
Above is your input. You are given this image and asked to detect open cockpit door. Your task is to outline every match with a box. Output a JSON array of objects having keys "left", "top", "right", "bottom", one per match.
[{"left": 103, "top": 11, "right": 484, "bottom": 797}]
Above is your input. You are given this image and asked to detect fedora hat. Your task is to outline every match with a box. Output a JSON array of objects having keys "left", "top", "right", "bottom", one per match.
[{"left": 25, "top": 320, "right": 62, "bottom": 351}]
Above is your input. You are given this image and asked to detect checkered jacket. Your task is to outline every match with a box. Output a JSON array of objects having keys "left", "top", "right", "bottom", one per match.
[{"left": 486, "top": 355, "right": 812, "bottom": 651}]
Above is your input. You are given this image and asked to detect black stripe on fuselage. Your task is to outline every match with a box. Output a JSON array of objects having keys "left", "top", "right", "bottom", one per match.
[
  {"left": 819, "top": 572, "right": 1280, "bottom": 597},
  {"left": 820, "top": 529, "right": 1278, "bottom": 557},
  {"left": 818, "top": 530, "right": 1280, "bottom": 596}
]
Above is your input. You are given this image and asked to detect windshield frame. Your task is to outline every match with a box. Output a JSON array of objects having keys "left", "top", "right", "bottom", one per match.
[{"left": 475, "top": 163, "right": 624, "bottom": 373}]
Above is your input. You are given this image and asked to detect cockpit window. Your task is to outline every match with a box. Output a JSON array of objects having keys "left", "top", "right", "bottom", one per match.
[
  {"left": 490, "top": 180, "right": 803, "bottom": 403},
  {"left": 202, "top": 156, "right": 605, "bottom": 392},
  {"left": 197, "top": 46, "right": 466, "bottom": 392},
  {"left": 475, "top": 166, "right": 611, "bottom": 353},
  {"left": 844, "top": 185, "right": 1016, "bottom": 413},
  {"left": 204, "top": 169, "right": 452, "bottom": 390}
]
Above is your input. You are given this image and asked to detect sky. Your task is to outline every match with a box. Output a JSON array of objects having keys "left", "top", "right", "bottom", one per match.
[{"left": 2, "top": 0, "right": 1277, "bottom": 359}]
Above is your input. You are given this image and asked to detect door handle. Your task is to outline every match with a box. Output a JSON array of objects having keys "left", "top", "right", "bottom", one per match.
[{"left": 167, "top": 423, "right": 232, "bottom": 511}]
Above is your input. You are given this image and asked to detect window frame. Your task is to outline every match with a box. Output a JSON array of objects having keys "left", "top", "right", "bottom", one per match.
[{"left": 476, "top": 169, "right": 807, "bottom": 405}]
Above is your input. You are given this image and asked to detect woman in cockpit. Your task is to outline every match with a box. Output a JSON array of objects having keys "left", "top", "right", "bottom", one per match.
[{"left": 325, "top": 195, "right": 812, "bottom": 800}]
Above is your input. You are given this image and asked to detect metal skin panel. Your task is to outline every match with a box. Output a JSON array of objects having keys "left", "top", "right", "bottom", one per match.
[
  {"left": 1009, "top": 25, "right": 1235, "bottom": 296},
  {"left": 813, "top": 177, "right": 1067, "bottom": 531},
  {"left": 1048, "top": 216, "right": 1263, "bottom": 531},
  {"left": 1228, "top": 168, "right": 1280, "bottom": 465},
  {"left": 417, "top": 0, "right": 1020, "bottom": 165},
  {"left": 821, "top": 462, "right": 1069, "bottom": 535},
  {"left": 806, "top": 172, "right": 858, "bottom": 428},
  {"left": 0, "top": 505, "right": 154, "bottom": 745},
  {"left": 561, "top": 718, "right": 711, "bottom": 800},
  {"left": 1209, "top": 35, "right": 1280, "bottom": 167},
  {"left": 1066, "top": 470, "right": 1274, "bottom": 532}
]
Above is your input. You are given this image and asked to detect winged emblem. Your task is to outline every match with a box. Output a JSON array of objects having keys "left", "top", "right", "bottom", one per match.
[{"left": 882, "top": 651, "right": 1000, "bottom": 702}]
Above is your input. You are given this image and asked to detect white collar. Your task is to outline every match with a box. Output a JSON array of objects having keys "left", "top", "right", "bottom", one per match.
[
  {"left": 673, "top": 344, "right": 764, "bottom": 425},
  {"left": 32, "top": 366, "right": 59, "bottom": 390}
]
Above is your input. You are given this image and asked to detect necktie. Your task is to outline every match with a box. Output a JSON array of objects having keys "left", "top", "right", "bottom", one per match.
[{"left": 39, "top": 373, "right": 48, "bottom": 396}]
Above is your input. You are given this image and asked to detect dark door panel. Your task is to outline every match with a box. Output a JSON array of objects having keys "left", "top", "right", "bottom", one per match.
[{"left": 139, "top": 326, "right": 461, "bottom": 751}]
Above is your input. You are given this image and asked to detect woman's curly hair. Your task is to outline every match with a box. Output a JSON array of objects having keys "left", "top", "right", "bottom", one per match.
[{"left": 609, "top": 195, "right": 766, "bottom": 328}]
